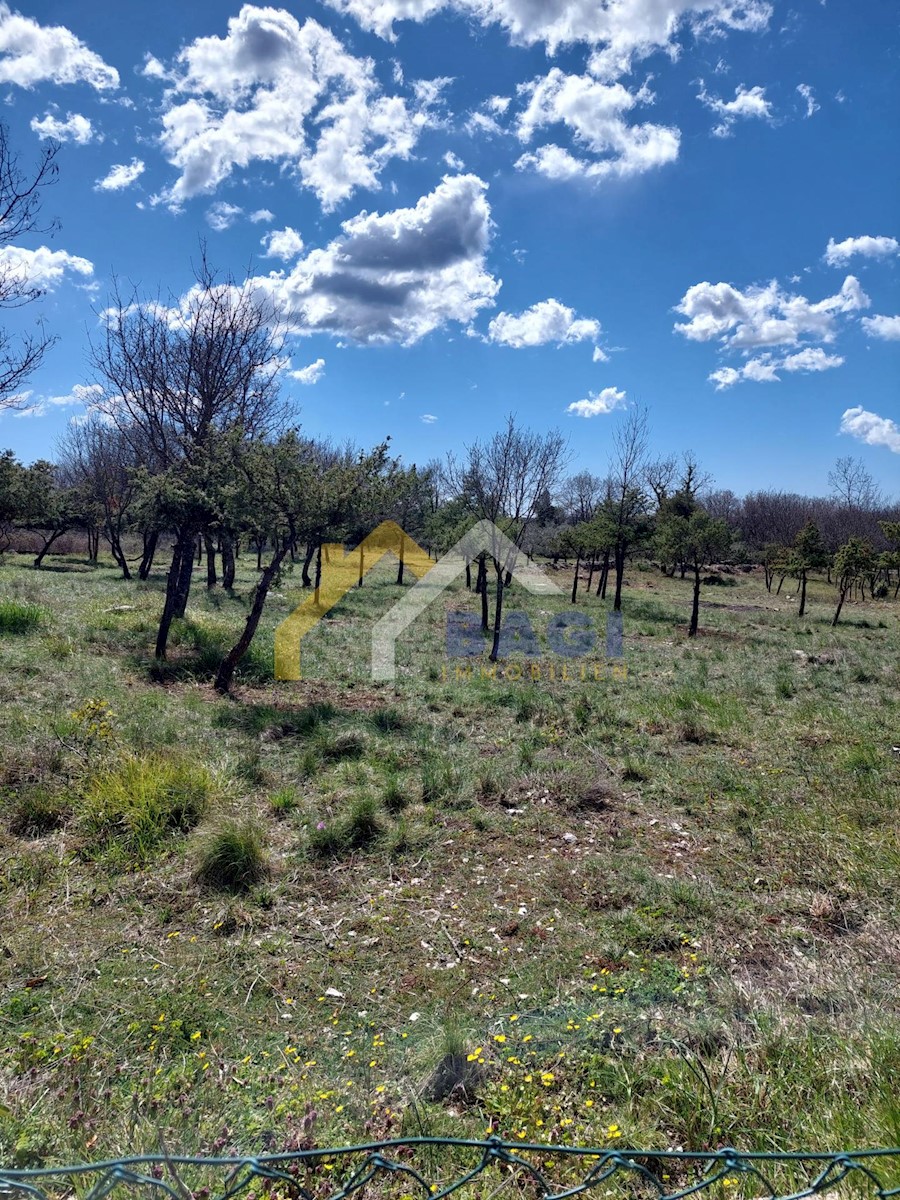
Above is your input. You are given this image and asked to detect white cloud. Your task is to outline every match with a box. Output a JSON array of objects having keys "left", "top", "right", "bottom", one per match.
[
  {"left": 289, "top": 357, "right": 325, "bottom": 384},
  {"left": 0, "top": 3, "right": 118, "bottom": 90},
  {"left": 567, "top": 386, "right": 626, "bottom": 417},
  {"left": 487, "top": 298, "right": 600, "bottom": 348},
  {"left": 840, "top": 406, "right": 900, "bottom": 454},
  {"left": 420, "top": 412, "right": 438, "bottom": 423},
  {"left": 206, "top": 200, "right": 243, "bottom": 231},
  {"left": 0, "top": 244, "right": 93, "bottom": 291},
  {"left": 781, "top": 347, "right": 844, "bottom": 372},
  {"left": 151, "top": 5, "right": 439, "bottom": 212},
  {"left": 30, "top": 110, "right": 95, "bottom": 144},
  {"left": 251, "top": 173, "right": 498, "bottom": 345},
  {"left": 261, "top": 226, "right": 304, "bottom": 260},
  {"left": 514, "top": 68, "right": 679, "bottom": 184},
  {"left": 443, "top": 150, "right": 464, "bottom": 169},
  {"left": 709, "top": 347, "right": 844, "bottom": 388},
  {"left": 592, "top": 345, "right": 610, "bottom": 362},
  {"left": 796, "top": 83, "right": 818, "bottom": 117},
  {"left": 861, "top": 314, "right": 900, "bottom": 341},
  {"left": 675, "top": 275, "right": 869, "bottom": 350},
  {"left": 321, "top": 0, "right": 771, "bottom": 69},
  {"left": 249, "top": 208, "right": 275, "bottom": 223},
  {"left": 824, "top": 235, "right": 899, "bottom": 267},
  {"left": 14, "top": 382, "right": 102, "bottom": 419},
  {"left": 95, "top": 158, "right": 145, "bottom": 191},
  {"left": 698, "top": 82, "right": 772, "bottom": 136}
]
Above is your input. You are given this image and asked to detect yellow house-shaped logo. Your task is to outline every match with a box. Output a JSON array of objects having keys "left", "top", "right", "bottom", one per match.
[{"left": 274, "top": 520, "right": 435, "bottom": 680}]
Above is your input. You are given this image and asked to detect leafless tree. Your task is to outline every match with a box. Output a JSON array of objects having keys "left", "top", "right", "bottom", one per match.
[
  {"left": 89, "top": 256, "right": 289, "bottom": 658},
  {"left": 0, "top": 125, "right": 60, "bottom": 409},
  {"left": 448, "top": 415, "right": 569, "bottom": 661},
  {"left": 828, "top": 456, "right": 882, "bottom": 512},
  {"left": 608, "top": 406, "right": 650, "bottom": 610}
]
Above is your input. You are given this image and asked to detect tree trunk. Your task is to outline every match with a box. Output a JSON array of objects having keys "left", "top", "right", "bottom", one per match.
[
  {"left": 689, "top": 564, "right": 701, "bottom": 637},
  {"left": 139, "top": 530, "right": 158, "bottom": 580},
  {"left": 256, "top": 541, "right": 263, "bottom": 572},
  {"left": 173, "top": 537, "right": 195, "bottom": 619},
  {"left": 195, "top": 537, "right": 203, "bottom": 565},
  {"left": 156, "top": 535, "right": 191, "bottom": 659},
  {"left": 598, "top": 548, "right": 610, "bottom": 598},
  {"left": 613, "top": 545, "right": 625, "bottom": 611},
  {"left": 358, "top": 542, "right": 364, "bottom": 587},
  {"left": 776, "top": 574, "right": 786, "bottom": 595},
  {"left": 108, "top": 530, "right": 131, "bottom": 580},
  {"left": 215, "top": 545, "right": 289, "bottom": 694},
  {"left": 832, "top": 588, "right": 847, "bottom": 627},
  {"left": 33, "top": 528, "right": 66, "bottom": 568},
  {"left": 396, "top": 533, "right": 405, "bottom": 585},
  {"left": 221, "top": 534, "right": 236, "bottom": 590},
  {"left": 586, "top": 556, "right": 595, "bottom": 593},
  {"left": 314, "top": 541, "right": 323, "bottom": 606},
  {"left": 465, "top": 559, "right": 471, "bottom": 590},
  {"left": 571, "top": 552, "right": 580, "bottom": 604},
  {"left": 204, "top": 533, "right": 218, "bottom": 589},
  {"left": 87, "top": 528, "right": 99, "bottom": 564},
  {"left": 476, "top": 555, "right": 489, "bottom": 631},
  {"left": 798, "top": 571, "right": 807, "bottom": 617},
  {"left": 489, "top": 567, "right": 505, "bottom": 662},
  {"left": 301, "top": 540, "right": 315, "bottom": 588}
]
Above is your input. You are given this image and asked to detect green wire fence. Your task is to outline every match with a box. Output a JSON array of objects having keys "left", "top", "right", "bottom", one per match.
[{"left": 2, "top": 1138, "right": 900, "bottom": 1200}]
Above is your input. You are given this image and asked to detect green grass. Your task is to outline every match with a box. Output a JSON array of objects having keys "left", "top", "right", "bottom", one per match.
[
  {"left": 0, "top": 599, "right": 45, "bottom": 633},
  {"left": 76, "top": 754, "right": 213, "bottom": 866},
  {"left": 0, "top": 548, "right": 898, "bottom": 1165}
]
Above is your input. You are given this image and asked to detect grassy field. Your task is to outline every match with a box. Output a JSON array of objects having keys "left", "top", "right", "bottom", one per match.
[{"left": 0, "top": 547, "right": 898, "bottom": 1175}]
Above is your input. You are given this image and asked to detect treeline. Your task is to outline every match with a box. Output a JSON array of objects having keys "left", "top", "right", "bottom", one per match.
[{"left": 1, "top": 269, "right": 898, "bottom": 690}]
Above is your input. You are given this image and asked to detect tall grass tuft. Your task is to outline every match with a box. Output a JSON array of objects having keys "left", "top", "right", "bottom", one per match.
[
  {"left": 0, "top": 600, "right": 45, "bottom": 634},
  {"left": 77, "top": 755, "right": 213, "bottom": 866},
  {"left": 194, "top": 820, "right": 267, "bottom": 892}
]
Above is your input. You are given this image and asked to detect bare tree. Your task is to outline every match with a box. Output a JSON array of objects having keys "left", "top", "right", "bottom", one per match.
[
  {"left": 608, "top": 407, "right": 650, "bottom": 611},
  {"left": 828, "top": 456, "right": 882, "bottom": 512},
  {"left": 448, "top": 415, "right": 569, "bottom": 661},
  {"left": 90, "top": 257, "right": 289, "bottom": 659},
  {"left": 0, "top": 125, "right": 60, "bottom": 408}
]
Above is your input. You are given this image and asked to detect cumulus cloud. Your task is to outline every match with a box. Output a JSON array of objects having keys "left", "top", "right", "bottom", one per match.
[
  {"left": 697, "top": 82, "right": 772, "bottom": 136},
  {"left": 840, "top": 406, "right": 900, "bottom": 454},
  {"left": 0, "top": 244, "right": 93, "bottom": 291},
  {"left": 249, "top": 208, "right": 275, "bottom": 223},
  {"left": 824, "top": 235, "right": 899, "bottom": 266},
  {"left": 861, "top": 314, "right": 900, "bottom": 341},
  {"left": 515, "top": 68, "right": 679, "bottom": 183},
  {"left": 289, "top": 357, "right": 325, "bottom": 384},
  {"left": 796, "top": 83, "right": 818, "bottom": 117},
  {"left": 261, "top": 226, "right": 304, "bottom": 260},
  {"left": 709, "top": 347, "right": 844, "bottom": 389},
  {"left": 420, "top": 412, "right": 438, "bottom": 423},
  {"left": 95, "top": 159, "right": 145, "bottom": 191},
  {"left": 675, "top": 275, "right": 869, "bottom": 350},
  {"left": 206, "top": 200, "right": 243, "bottom": 231},
  {"left": 150, "top": 4, "right": 440, "bottom": 211},
  {"left": 30, "top": 110, "right": 95, "bottom": 143},
  {"left": 251, "top": 173, "right": 499, "bottom": 345},
  {"left": 321, "top": 0, "right": 771, "bottom": 69},
  {"left": 567, "top": 386, "right": 626, "bottom": 417},
  {"left": 487, "top": 298, "right": 600, "bottom": 348},
  {"left": 0, "top": 3, "right": 118, "bottom": 90}
]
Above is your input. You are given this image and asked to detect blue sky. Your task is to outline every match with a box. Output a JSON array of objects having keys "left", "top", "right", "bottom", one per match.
[{"left": 0, "top": 0, "right": 897, "bottom": 496}]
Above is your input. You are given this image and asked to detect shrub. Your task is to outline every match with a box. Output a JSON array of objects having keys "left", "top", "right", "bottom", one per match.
[
  {"left": 0, "top": 601, "right": 45, "bottom": 634},
  {"left": 194, "top": 821, "right": 267, "bottom": 892},
  {"left": 77, "top": 755, "right": 212, "bottom": 866}
]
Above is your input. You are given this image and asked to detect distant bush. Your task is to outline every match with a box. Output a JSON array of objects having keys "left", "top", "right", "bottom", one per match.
[
  {"left": 0, "top": 600, "right": 45, "bottom": 634},
  {"left": 77, "top": 755, "right": 213, "bottom": 865},
  {"left": 194, "top": 821, "right": 267, "bottom": 892}
]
